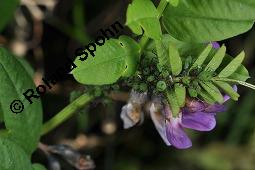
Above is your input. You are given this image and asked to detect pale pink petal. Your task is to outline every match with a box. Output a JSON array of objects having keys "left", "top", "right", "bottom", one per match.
[{"left": 150, "top": 103, "right": 171, "bottom": 146}]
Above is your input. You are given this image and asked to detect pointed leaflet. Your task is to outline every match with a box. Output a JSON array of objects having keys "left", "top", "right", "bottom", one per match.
[
  {"left": 190, "top": 44, "right": 212, "bottom": 70},
  {"left": 156, "top": 40, "right": 170, "bottom": 71},
  {"left": 205, "top": 45, "right": 226, "bottom": 72},
  {"left": 166, "top": 90, "right": 180, "bottom": 117},
  {"left": 174, "top": 83, "right": 186, "bottom": 107},
  {"left": 126, "top": 0, "right": 162, "bottom": 40},
  {"left": 198, "top": 90, "right": 215, "bottom": 104},
  {"left": 0, "top": 48, "right": 43, "bottom": 155},
  {"left": 199, "top": 81, "right": 224, "bottom": 103},
  {"left": 213, "top": 81, "right": 240, "bottom": 101},
  {"left": 218, "top": 51, "right": 245, "bottom": 78},
  {"left": 162, "top": 0, "right": 255, "bottom": 42},
  {"left": 169, "top": 44, "right": 182, "bottom": 76},
  {"left": 73, "top": 36, "right": 140, "bottom": 85}
]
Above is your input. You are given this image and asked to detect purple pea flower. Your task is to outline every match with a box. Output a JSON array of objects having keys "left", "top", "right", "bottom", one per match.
[{"left": 150, "top": 86, "right": 237, "bottom": 149}]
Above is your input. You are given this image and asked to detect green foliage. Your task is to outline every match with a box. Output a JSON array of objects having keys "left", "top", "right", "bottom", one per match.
[
  {"left": 169, "top": 44, "right": 182, "bottom": 76},
  {"left": 126, "top": 0, "right": 162, "bottom": 40},
  {"left": 218, "top": 51, "right": 245, "bottom": 78},
  {"left": 0, "top": 48, "right": 43, "bottom": 155},
  {"left": 167, "top": 0, "right": 179, "bottom": 7},
  {"left": 190, "top": 44, "right": 213, "bottom": 70},
  {"left": 205, "top": 45, "right": 226, "bottom": 72},
  {"left": 0, "top": 138, "right": 34, "bottom": 170},
  {"left": 166, "top": 90, "right": 180, "bottom": 117},
  {"left": 73, "top": 36, "right": 140, "bottom": 85},
  {"left": 32, "top": 164, "right": 47, "bottom": 170},
  {"left": 174, "top": 83, "right": 186, "bottom": 107},
  {"left": 162, "top": 0, "right": 255, "bottom": 42},
  {"left": 0, "top": 0, "right": 19, "bottom": 32}
]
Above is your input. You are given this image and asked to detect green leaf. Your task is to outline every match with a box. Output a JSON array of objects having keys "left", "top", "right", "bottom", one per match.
[
  {"left": 73, "top": 38, "right": 127, "bottom": 85},
  {"left": 199, "top": 81, "right": 224, "bottom": 103},
  {"left": 0, "top": 48, "right": 43, "bottom": 155},
  {"left": 0, "top": 0, "right": 19, "bottom": 32},
  {"left": 119, "top": 36, "right": 141, "bottom": 77},
  {"left": 32, "top": 164, "right": 47, "bottom": 170},
  {"left": 126, "top": 0, "right": 162, "bottom": 40},
  {"left": 162, "top": 0, "right": 255, "bottom": 42},
  {"left": 167, "top": 0, "right": 179, "bottom": 7},
  {"left": 174, "top": 83, "right": 186, "bottom": 107},
  {"left": 205, "top": 45, "right": 226, "bottom": 72},
  {"left": 198, "top": 90, "right": 215, "bottom": 105},
  {"left": 213, "top": 81, "right": 239, "bottom": 101},
  {"left": 166, "top": 90, "right": 180, "bottom": 117},
  {"left": 218, "top": 51, "right": 245, "bottom": 78},
  {"left": 156, "top": 40, "right": 170, "bottom": 71},
  {"left": 169, "top": 44, "right": 182, "bottom": 75},
  {"left": 191, "top": 44, "right": 212, "bottom": 70},
  {"left": 219, "top": 54, "right": 250, "bottom": 81},
  {"left": 0, "top": 138, "right": 33, "bottom": 170}
]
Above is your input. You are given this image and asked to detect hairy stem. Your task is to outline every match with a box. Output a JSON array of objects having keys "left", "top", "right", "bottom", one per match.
[{"left": 41, "top": 93, "right": 94, "bottom": 135}]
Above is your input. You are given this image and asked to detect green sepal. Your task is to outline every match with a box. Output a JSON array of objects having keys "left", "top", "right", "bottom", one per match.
[
  {"left": 166, "top": 90, "right": 180, "bottom": 117},
  {"left": 174, "top": 83, "right": 186, "bottom": 107},
  {"left": 213, "top": 81, "right": 239, "bottom": 101}
]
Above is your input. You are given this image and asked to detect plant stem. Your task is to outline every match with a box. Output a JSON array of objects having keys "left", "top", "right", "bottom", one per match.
[
  {"left": 213, "top": 77, "right": 255, "bottom": 90},
  {"left": 41, "top": 93, "right": 94, "bottom": 135}
]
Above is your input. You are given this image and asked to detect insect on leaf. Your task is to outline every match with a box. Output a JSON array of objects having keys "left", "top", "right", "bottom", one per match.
[
  {"left": 205, "top": 45, "right": 226, "bottom": 72},
  {"left": 218, "top": 51, "right": 245, "bottom": 78},
  {"left": 169, "top": 44, "right": 182, "bottom": 76}
]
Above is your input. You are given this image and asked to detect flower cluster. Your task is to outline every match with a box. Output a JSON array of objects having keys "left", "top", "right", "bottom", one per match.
[{"left": 121, "top": 87, "right": 235, "bottom": 149}]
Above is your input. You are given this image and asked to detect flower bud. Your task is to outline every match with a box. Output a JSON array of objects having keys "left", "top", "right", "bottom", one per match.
[{"left": 156, "top": 81, "right": 167, "bottom": 92}]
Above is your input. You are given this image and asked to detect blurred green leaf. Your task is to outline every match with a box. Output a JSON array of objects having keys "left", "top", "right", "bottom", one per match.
[
  {"left": 32, "top": 164, "right": 47, "bottom": 170},
  {"left": 167, "top": 0, "right": 179, "bottom": 7},
  {"left": 0, "top": 0, "right": 19, "bottom": 32},
  {"left": 0, "top": 138, "right": 33, "bottom": 170},
  {"left": 0, "top": 48, "right": 43, "bottom": 155},
  {"left": 126, "top": 0, "right": 162, "bottom": 40},
  {"left": 162, "top": 0, "right": 255, "bottom": 42}
]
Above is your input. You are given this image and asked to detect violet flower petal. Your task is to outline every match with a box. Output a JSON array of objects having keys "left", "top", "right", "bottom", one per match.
[
  {"left": 150, "top": 103, "right": 171, "bottom": 146},
  {"left": 181, "top": 110, "right": 216, "bottom": 131},
  {"left": 212, "top": 42, "right": 220, "bottom": 49},
  {"left": 205, "top": 104, "right": 226, "bottom": 113},
  {"left": 186, "top": 100, "right": 205, "bottom": 113},
  {"left": 166, "top": 117, "right": 192, "bottom": 149}
]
